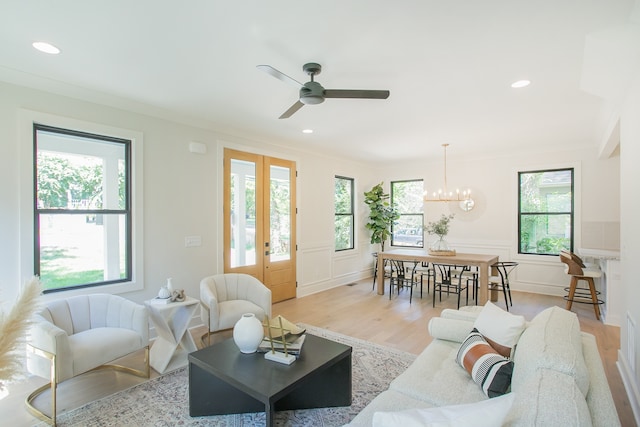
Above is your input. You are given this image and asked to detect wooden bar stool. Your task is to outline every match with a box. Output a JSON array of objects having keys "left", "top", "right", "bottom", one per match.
[{"left": 560, "top": 252, "right": 603, "bottom": 320}]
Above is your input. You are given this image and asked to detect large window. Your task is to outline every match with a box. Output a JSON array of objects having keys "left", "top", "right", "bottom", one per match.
[
  {"left": 334, "top": 176, "right": 354, "bottom": 251},
  {"left": 34, "top": 124, "right": 132, "bottom": 292},
  {"left": 391, "top": 179, "right": 424, "bottom": 247},
  {"left": 519, "top": 168, "right": 573, "bottom": 255}
]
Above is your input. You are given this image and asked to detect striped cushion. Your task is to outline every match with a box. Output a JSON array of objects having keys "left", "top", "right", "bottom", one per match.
[{"left": 456, "top": 328, "right": 514, "bottom": 398}]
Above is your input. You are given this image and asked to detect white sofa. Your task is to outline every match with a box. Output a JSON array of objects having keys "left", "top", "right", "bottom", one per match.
[{"left": 347, "top": 305, "right": 620, "bottom": 427}]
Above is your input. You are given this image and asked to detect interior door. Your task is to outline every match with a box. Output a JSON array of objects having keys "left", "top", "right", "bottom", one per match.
[{"left": 224, "top": 148, "right": 297, "bottom": 302}]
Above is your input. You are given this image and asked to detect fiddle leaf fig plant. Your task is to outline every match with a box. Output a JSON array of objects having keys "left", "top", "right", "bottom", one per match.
[{"left": 364, "top": 182, "right": 400, "bottom": 252}]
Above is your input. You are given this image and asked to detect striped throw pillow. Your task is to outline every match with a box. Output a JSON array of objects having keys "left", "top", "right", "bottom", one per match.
[{"left": 456, "top": 328, "right": 514, "bottom": 398}]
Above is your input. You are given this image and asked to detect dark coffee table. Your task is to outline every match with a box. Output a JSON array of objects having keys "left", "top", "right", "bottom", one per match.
[{"left": 188, "top": 333, "right": 352, "bottom": 426}]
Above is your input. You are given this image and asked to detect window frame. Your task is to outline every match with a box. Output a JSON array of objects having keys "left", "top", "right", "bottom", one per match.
[
  {"left": 19, "top": 110, "right": 144, "bottom": 297},
  {"left": 33, "top": 124, "right": 133, "bottom": 293},
  {"left": 334, "top": 175, "right": 355, "bottom": 251},
  {"left": 518, "top": 167, "right": 574, "bottom": 256},
  {"left": 390, "top": 179, "right": 424, "bottom": 248}
]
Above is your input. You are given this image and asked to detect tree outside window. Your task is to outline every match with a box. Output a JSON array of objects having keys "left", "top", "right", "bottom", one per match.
[
  {"left": 335, "top": 176, "right": 354, "bottom": 251},
  {"left": 391, "top": 180, "right": 424, "bottom": 247},
  {"left": 519, "top": 168, "right": 573, "bottom": 255}
]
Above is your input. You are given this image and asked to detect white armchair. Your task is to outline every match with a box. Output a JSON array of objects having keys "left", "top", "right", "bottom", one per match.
[
  {"left": 200, "top": 273, "right": 272, "bottom": 345},
  {"left": 26, "top": 294, "right": 149, "bottom": 425}
]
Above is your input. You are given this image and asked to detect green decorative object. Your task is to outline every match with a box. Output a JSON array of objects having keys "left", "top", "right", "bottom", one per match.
[
  {"left": 364, "top": 182, "right": 400, "bottom": 252},
  {"left": 425, "top": 214, "right": 456, "bottom": 255}
]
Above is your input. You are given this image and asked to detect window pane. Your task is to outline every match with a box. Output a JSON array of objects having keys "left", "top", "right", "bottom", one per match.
[
  {"left": 230, "top": 159, "right": 257, "bottom": 268},
  {"left": 38, "top": 213, "right": 128, "bottom": 290},
  {"left": 35, "top": 125, "right": 131, "bottom": 292},
  {"left": 392, "top": 214, "right": 424, "bottom": 247},
  {"left": 36, "top": 130, "right": 127, "bottom": 210},
  {"left": 520, "top": 214, "right": 571, "bottom": 254},
  {"left": 519, "top": 168, "right": 573, "bottom": 255},
  {"left": 520, "top": 170, "right": 572, "bottom": 213},
  {"left": 334, "top": 177, "right": 354, "bottom": 251},
  {"left": 334, "top": 178, "right": 352, "bottom": 214},
  {"left": 391, "top": 180, "right": 424, "bottom": 247},
  {"left": 335, "top": 216, "right": 353, "bottom": 250},
  {"left": 270, "top": 165, "right": 291, "bottom": 262},
  {"left": 392, "top": 181, "right": 424, "bottom": 213}
]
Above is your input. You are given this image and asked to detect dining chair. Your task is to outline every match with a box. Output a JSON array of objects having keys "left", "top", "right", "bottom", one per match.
[
  {"left": 560, "top": 252, "right": 603, "bottom": 320},
  {"left": 372, "top": 253, "right": 394, "bottom": 291},
  {"left": 432, "top": 263, "right": 469, "bottom": 309},
  {"left": 414, "top": 261, "right": 434, "bottom": 295},
  {"left": 488, "top": 262, "right": 518, "bottom": 311},
  {"left": 389, "top": 259, "right": 421, "bottom": 303}
]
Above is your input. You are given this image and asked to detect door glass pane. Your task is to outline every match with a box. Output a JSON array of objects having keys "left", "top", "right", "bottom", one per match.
[
  {"left": 230, "top": 159, "right": 256, "bottom": 267},
  {"left": 270, "top": 165, "right": 290, "bottom": 262}
]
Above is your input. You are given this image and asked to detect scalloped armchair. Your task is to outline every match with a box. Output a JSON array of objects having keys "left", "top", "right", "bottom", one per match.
[
  {"left": 200, "top": 273, "right": 272, "bottom": 346},
  {"left": 26, "top": 294, "right": 149, "bottom": 425}
]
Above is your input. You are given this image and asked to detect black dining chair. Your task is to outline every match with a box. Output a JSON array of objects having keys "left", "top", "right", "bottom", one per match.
[
  {"left": 488, "top": 262, "right": 519, "bottom": 311},
  {"left": 389, "top": 259, "right": 421, "bottom": 303},
  {"left": 432, "top": 263, "right": 469, "bottom": 309}
]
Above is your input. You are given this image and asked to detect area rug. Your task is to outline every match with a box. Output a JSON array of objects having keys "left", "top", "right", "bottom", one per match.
[{"left": 41, "top": 325, "right": 416, "bottom": 426}]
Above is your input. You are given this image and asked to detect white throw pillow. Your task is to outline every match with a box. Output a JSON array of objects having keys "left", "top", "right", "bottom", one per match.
[
  {"left": 372, "top": 393, "right": 515, "bottom": 427},
  {"left": 473, "top": 301, "right": 525, "bottom": 357}
]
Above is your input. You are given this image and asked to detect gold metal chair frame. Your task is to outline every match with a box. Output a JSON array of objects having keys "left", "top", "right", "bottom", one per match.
[
  {"left": 25, "top": 343, "right": 150, "bottom": 426},
  {"left": 200, "top": 328, "right": 233, "bottom": 347}
]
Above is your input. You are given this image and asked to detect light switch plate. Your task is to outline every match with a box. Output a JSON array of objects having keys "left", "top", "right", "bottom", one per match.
[{"left": 185, "top": 236, "right": 202, "bottom": 247}]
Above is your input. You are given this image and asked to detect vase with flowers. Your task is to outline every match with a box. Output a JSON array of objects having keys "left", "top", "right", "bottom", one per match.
[{"left": 424, "top": 214, "right": 455, "bottom": 255}]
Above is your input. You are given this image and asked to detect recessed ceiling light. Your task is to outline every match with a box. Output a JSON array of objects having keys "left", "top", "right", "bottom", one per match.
[
  {"left": 302, "top": 129, "right": 313, "bottom": 134},
  {"left": 32, "top": 41, "right": 60, "bottom": 54},
  {"left": 511, "top": 80, "right": 531, "bottom": 88}
]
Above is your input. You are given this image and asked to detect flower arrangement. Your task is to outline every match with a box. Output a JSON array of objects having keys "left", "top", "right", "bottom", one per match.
[{"left": 424, "top": 214, "right": 455, "bottom": 238}]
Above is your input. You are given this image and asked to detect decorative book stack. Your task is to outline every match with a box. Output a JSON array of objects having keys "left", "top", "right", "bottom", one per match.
[{"left": 261, "top": 315, "right": 306, "bottom": 364}]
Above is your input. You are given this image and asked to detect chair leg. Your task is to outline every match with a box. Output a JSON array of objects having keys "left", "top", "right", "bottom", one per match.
[
  {"left": 432, "top": 286, "right": 436, "bottom": 308},
  {"left": 587, "top": 278, "right": 601, "bottom": 320},
  {"left": 502, "top": 286, "right": 509, "bottom": 311},
  {"left": 565, "top": 277, "right": 578, "bottom": 311}
]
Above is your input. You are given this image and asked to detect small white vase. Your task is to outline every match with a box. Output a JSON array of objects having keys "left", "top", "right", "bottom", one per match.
[
  {"left": 166, "top": 277, "right": 174, "bottom": 293},
  {"left": 158, "top": 286, "right": 171, "bottom": 299},
  {"left": 233, "top": 313, "right": 264, "bottom": 354}
]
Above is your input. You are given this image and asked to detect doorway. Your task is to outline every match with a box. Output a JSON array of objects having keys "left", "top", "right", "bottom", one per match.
[{"left": 223, "top": 148, "right": 297, "bottom": 302}]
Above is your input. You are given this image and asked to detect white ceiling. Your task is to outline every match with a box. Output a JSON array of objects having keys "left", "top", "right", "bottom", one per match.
[{"left": 0, "top": 0, "right": 637, "bottom": 163}]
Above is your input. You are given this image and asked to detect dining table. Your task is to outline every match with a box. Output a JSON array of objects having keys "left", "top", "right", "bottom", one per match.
[{"left": 376, "top": 248, "right": 499, "bottom": 305}]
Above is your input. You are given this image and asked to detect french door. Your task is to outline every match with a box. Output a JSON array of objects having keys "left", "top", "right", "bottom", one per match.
[{"left": 223, "top": 148, "right": 297, "bottom": 302}]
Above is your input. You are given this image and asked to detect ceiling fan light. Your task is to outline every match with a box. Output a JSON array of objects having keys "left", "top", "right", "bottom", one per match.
[{"left": 300, "top": 95, "right": 324, "bottom": 105}]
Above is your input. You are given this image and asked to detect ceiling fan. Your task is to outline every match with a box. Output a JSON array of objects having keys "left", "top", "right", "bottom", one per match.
[{"left": 257, "top": 62, "right": 390, "bottom": 119}]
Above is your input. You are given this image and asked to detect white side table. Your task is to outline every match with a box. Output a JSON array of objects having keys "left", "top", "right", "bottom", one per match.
[{"left": 145, "top": 296, "right": 199, "bottom": 374}]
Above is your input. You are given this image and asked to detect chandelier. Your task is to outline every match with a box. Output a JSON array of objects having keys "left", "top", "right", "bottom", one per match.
[{"left": 423, "top": 144, "right": 471, "bottom": 202}]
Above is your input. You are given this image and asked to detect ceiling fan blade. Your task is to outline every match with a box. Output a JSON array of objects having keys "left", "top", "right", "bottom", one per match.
[
  {"left": 324, "top": 89, "right": 390, "bottom": 99},
  {"left": 279, "top": 101, "right": 305, "bottom": 119},
  {"left": 256, "top": 65, "right": 303, "bottom": 88}
]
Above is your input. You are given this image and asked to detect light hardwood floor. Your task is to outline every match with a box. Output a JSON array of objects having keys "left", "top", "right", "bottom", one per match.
[{"left": 1, "top": 278, "right": 635, "bottom": 426}]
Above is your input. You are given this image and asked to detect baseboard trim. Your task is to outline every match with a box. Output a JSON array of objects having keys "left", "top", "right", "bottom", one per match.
[{"left": 617, "top": 349, "right": 640, "bottom": 425}]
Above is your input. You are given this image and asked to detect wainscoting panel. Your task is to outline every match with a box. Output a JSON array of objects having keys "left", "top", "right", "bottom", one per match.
[{"left": 299, "top": 245, "right": 333, "bottom": 286}]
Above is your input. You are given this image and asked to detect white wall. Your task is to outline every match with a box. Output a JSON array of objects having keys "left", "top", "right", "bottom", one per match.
[
  {"left": 617, "top": 71, "right": 640, "bottom": 420},
  {"left": 0, "top": 79, "right": 624, "bottom": 310},
  {"left": 0, "top": 81, "right": 374, "bottom": 312},
  {"left": 375, "top": 147, "right": 620, "bottom": 296}
]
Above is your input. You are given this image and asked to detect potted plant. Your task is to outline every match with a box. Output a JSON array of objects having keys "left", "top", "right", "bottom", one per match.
[
  {"left": 424, "top": 214, "right": 455, "bottom": 253},
  {"left": 364, "top": 182, "right": 399, "bottom": 252}
]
